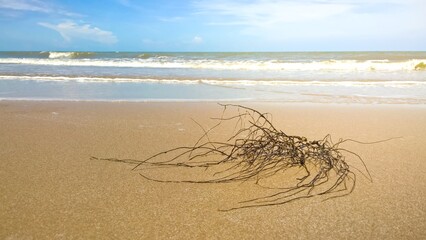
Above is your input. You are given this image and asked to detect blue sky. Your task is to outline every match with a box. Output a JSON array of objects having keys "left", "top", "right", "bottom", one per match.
[{"left": 0, "top": 0, "right": 425, "bottom": 51}]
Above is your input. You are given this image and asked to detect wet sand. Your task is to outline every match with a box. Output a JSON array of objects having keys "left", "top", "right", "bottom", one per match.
[{"left": 0, "top": 101, "right": 425, "bottom": 239}]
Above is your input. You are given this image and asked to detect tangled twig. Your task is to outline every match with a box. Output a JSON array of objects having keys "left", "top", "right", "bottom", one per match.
[{"left": 91, "top": 104, "right": 390, "bottom": 211}]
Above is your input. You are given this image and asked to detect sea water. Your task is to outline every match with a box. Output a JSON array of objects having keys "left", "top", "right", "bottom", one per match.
[{"left": 0, "top": 51, "right": 425, "bottom": 103}]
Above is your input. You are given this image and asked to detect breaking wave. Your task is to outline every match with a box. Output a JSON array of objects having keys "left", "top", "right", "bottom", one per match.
[
  {"left": 1, "top": 57, "right": 426, "bottom": 72},
  {"left": 48, "top": 51, "right": 95, "bottom": 59}
]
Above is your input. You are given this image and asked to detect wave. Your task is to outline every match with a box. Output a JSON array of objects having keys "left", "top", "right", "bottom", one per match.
[
  {"left": 0, "top": 75, "right": 200, "bottom": 84},
  {"left": 45, "top": 51, "right": 158, "bottom": 59},
  {"left": 1, "top": 57, "right": 425, "bottom": 71},
  {"left": 48, "top": 51, "right": 96, "bottom": 59},
  {"left": 1, "top": 75, "right": 425, "bottom": 87}
]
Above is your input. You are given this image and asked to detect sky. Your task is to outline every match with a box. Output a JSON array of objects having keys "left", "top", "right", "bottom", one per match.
[{"left": 0, "top": 0, "right": 425, "bottom": 51}]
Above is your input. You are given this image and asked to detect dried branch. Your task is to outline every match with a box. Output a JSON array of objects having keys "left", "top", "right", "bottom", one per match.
[{"left": 92, "top": 104, "right": 387, "bottom": 211}]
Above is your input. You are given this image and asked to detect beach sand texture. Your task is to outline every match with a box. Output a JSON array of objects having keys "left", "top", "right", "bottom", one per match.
[{"left": 0, "top": 101, "right": 425, "bottom": 239}]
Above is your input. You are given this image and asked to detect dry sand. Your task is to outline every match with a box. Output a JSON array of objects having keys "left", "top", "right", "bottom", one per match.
[{"left": 0, "top": 101, "right": 425, "bottom": 239}]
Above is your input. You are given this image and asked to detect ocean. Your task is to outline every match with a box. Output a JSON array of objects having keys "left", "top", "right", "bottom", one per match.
[{"left": 0, "top": 51, "right": 425, "bottom": 103}]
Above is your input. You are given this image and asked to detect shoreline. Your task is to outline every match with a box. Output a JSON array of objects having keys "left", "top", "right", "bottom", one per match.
[
  {"left": 1, "top": 76, "right": 425, "bottom": 104},
  {"left": 1, "top": 101, "right": 425, "bottom": 239},
  {"left": 2, "top": 98, "right": 426, "bottom": 108}
]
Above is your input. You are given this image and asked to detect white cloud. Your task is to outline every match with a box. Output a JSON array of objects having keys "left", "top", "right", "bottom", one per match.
[
  {"left": 192, "top": 36, "right": 203, "bottom": 44},
  {"left": 0, "top": 0, "right": 49, "bottom": 12},
  {"left": 39, "top": 21, "right": 118, "bottom": 44},
  {"left": 0, "top": 0, "right": 79, "bottom": 16},
  {"left": 192, "top": 0, "right": 425, "bottom": 44}
]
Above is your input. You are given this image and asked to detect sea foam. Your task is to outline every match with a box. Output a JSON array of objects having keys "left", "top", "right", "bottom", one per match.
[
  {"left": 1, "top": 75, "right": 425, "bottom": 88},
  {"left": 1, "top": 57, "right": 426, "bottom": 72}
]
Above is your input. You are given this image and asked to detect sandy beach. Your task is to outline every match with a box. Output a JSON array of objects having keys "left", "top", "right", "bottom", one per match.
[{"left": 0, "top": 101, "right": 425, "bottom": 239}]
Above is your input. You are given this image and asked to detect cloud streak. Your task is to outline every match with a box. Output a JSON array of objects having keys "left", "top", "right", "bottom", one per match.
[
  {"left": 192, "top": 0, "right": 425, "bottom": 45},
  {"left": 194, "top": 0, "right": 354, "bottom": 27},
  {"left": 193, "top": 0, "right": 422, "bottom": 28},
  {"left": 0, "top": 0, "right": 79, "bottom": 16},
  {"left": 0, "top": 0, "right": 50, "bottom": 13},
  {"left": 39, "top": 21, "right": 118, "bottom": 44}
]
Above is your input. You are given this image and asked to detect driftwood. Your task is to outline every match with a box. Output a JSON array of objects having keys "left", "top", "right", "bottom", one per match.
[{"left": 91, "top": 104, "right": 389, "bottom": 211}]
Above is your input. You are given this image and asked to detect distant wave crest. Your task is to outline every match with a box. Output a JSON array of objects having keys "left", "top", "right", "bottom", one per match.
[{"left": 48, "top": 52, "right": 95, "bottom": 59}]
